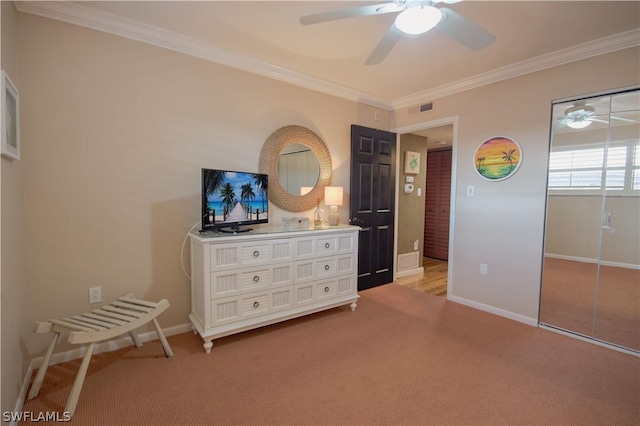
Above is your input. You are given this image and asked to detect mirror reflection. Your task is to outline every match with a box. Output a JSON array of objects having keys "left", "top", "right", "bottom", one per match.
[
  {"left": 277, "top": 143, "right": 320, "bottom": 196},
  {"left": 540, "top": 88, "right": 640, "bottom": 353}
]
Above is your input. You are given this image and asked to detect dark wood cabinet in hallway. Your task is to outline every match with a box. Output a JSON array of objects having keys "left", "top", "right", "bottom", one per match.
[{"left": 424, "top": 149, "right": 452, "bottom": 260}]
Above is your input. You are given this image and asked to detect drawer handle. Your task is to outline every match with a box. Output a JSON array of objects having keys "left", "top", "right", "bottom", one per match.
[
  {"left": 324, "top": 243, "right": 330, "bottom": 249},
  {"left": 253, "top": 301, "right": 260, "bottom": 308},
  {"left": 324, "top": 286, "right": 330, "bottom": 293},
  {"left": 324, "top": 264, "right": 330, "bottom": 271},
  {"left": 253, "top": 276, "right": 260, "bottom": 283},
  {"left": 253, "top": 250, "right": 260, "bottom": 257}
]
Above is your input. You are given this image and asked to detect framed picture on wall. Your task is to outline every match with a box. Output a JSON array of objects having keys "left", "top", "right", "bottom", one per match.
[
  {"left": 1, "top": 70, "right": 20, "bottom": 160},
  {"left": 474, "top": 136, "right": 522, "bottom": 181},
  {"left": 404, "top": 151, "right": 420, "bottom": 174}
]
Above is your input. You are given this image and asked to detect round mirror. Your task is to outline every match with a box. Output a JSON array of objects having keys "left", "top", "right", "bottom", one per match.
[
  {"left": 277, "top": 143, "right": 320, "bottom": 196},
  {"left": 260, "top": 125, "right": 332, "bottom": 212}
]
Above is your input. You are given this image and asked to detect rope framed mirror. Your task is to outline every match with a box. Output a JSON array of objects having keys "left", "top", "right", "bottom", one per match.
[{"left": 259, "top": 125, "right": 332, "bottom": 212}]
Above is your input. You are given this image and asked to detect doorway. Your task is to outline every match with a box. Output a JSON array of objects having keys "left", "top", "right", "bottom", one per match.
[{"left": 393, "top": 118, "right": 457, "bottom": 298}]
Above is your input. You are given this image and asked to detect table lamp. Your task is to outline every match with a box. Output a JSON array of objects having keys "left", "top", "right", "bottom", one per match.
[{"left": 324, "top": 186, "right": 343, "bottom": 226}]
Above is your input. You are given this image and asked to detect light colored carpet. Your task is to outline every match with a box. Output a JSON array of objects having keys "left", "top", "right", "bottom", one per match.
[{"left": 23, "top": 284, "right": 640, "bottom": 425}]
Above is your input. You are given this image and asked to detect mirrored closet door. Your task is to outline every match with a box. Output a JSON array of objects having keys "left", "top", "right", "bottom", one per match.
[{"left": 540, "top": 88, "right": 640, "bottom": 353}]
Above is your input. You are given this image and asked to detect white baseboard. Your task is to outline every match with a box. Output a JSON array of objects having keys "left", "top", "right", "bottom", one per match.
[
  {"left": 395, "top": 267, "right": 424, "bottom": 279},
  {"left": 14, "top": 322, "right": 193, "bottom": 425},
  {"left": 447, "top": 295, "right": 538, "bottom": 326},
  {"left": 544, "top": 253, "right": 640, "bottom": 270}
]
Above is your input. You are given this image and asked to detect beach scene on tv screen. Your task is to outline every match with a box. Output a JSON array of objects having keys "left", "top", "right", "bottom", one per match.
[{"left": 203, "top": 170, "right": 268, "bottom": 224}]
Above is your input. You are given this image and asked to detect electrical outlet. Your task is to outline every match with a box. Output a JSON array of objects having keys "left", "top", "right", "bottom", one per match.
[
  {"left": 480, "top": 263, "right": 488, "bottom": 275},
  {"left": 89, "top": 286, "right": 102, "bottom": 304},
  {"left": 413, "top": 240, "right": 419, "bottom": 251}
]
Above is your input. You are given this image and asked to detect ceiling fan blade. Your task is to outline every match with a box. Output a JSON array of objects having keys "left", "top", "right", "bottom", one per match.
[
  {"left": 554, "top": 118, "right": 570, "bottom": 129},
  {"left": 365, "top": 25, "right": 404, "bottom": 65},
  {"left": 611, "top": 115, "right": 639, "bottom": 123},
  {"left": 300, "top": 2, "right": 401, "bottom": 25},
  {"left": 436, "top": 7, "right": 495, "bottom": 51}
]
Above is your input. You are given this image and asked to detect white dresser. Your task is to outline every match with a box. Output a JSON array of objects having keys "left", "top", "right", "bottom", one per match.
[{"left": 189, "top": 225, "right": 360, "bottom": 353}]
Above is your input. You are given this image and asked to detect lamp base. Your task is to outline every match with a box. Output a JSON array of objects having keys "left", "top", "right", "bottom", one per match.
[
  {"left": 328, "top": 212, "right": 340, "bottom": 226},
  {"left": 328, "top": 206, "right": 340, "bottom": 226}
]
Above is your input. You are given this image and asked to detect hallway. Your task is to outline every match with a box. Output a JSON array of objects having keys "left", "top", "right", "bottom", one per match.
[{"left": 395, "top": 257, "right": 448, "bottom": 297}]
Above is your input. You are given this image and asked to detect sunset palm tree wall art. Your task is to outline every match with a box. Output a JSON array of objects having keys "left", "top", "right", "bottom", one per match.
[{"left": 473, "top": 137, "right": 522, "bottom": 181}]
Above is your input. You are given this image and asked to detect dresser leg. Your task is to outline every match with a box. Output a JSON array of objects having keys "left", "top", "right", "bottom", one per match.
[
  {"left": 350, "top": 301, "right": 358, "bottom": 312},
  {"left": 203, "top": 340, "right": 213, "bottom": 354}
]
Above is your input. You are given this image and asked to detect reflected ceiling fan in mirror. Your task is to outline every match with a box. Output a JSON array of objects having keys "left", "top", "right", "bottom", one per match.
[
  {"left": 555, "top": 101, "right": 639, "bottom": 130},
  {"left": 299, "top": 0, "right": 496, "bottom": 65}
]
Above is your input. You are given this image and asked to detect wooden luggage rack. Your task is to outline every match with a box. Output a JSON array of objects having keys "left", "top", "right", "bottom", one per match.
[{"left": 28, "top": 294, "right": 173, "bottom": 416}]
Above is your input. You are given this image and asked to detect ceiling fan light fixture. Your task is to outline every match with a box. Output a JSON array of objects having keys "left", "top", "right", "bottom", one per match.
[
  {"left": 395, "top": 6, "right": 442, "bottom": 35},
  {"left": 567, "top": 119, "right": 592, "bottom": 129}
]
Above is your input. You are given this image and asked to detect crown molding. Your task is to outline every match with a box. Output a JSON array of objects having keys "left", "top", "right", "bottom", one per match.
[
  {"left": 15, "top": 2, "right": 639, "bottom": 112},
  {"left": 391, "top": 29, "right": 640, "bottom": 110},
  {"left": 14, "top": 1, "right": 393, "bottom": 110}
]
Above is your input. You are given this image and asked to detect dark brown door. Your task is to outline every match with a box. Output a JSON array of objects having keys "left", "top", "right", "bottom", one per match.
[
  {"left": 350, "top": 125, "right": 396, "bottom": 290},
  {"left": 424, "top": 149, "right": 452, "bottom": 260}
]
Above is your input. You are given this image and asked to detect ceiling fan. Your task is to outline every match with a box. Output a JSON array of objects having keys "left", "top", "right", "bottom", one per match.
[
  {"left": 299, "top": 0, "right": 496, "bottom": 65},
  {"left": 555, "top": 101, "right": 639, "bottom": 130}
]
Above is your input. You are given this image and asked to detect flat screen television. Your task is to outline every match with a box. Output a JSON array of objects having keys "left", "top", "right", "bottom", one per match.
[{"left": 201, "top": 168, "right": 269, "bottom": 233}]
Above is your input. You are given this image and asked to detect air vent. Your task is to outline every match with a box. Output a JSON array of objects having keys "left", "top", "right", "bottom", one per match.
[
  {"left": 420, "top": 102, "right": 433, "bottom": 112},
  {"left": 408, "top": 101, "right": 434, "bottom": 114}
]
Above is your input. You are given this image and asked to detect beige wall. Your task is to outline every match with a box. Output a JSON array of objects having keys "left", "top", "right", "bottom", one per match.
[
  {"left": 546, "top": 195, "right": 640, "bottom": 266},
  {"left": 397, "top": 134, "right": 427, "bottom": 259},
  {"left": 393, "top": 47, "right": 640, "bottom": 321},
  {"left": 16, "top": 12, "right": 388, "bottom": 358},
  {"left": 1, "top": 0, "right": 28, "bottom": 417}
]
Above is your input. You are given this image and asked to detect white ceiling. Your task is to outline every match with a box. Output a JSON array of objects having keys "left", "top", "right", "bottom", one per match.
[{"left": 16, "top": 1, "right": 640, "bottom": 111}]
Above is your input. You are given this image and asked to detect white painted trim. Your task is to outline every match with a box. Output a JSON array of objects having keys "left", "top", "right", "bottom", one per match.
[
  {"left": 538, "top": 324, "right": 639, "bottom": 357},
  {"left": 391, "top": 29, "right": 640, "bottom": 109},
  {"left": 15, "top": 322, "right": 192, "bottom": 421},
  {"left": 545, "top": 253, "right": 640, "bottom": 270},
  {"left": 396, "top": 267, "right": 424, "bottom": 279},
  {"left": 448, "top": 295, "right": 538, "bottom": 327},
  {"left": 14, "top": 2, "right": 640, "bottom": 111},
  {"left": 397, "top": 251, "right": 420, "bottom": 271},
  {"left": 392, "top": 116, "right": 458, "bottom": 299}
]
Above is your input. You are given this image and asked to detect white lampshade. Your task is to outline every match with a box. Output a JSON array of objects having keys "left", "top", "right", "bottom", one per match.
[
  {"left": 301, "top": 186, "right": 313, "bottom": 195},
  {"left": 395, "top": 6, "right": 442, "bottom": 35},
  {"left": 324, "top": 186, "right": 343, "bottom": 206}
]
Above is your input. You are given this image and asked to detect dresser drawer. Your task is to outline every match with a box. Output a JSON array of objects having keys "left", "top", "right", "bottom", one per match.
[
  {"left": 294, "top": 254, "right": 356, "bottom": 283},
  {"left": 294, "top": 279, "right": 338, "bottom": 306},
  {"left": 294, "top": 234, "right": 356, "bottom": 260},
  {"left": 210, "top": 265, "right": 293, "bottom": 298},
  {"left": 210, "top": 239, "right": 293, "bottom": 271},
  {"left": 210, "top": 286, "right": 294, "bottom": 326}
]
